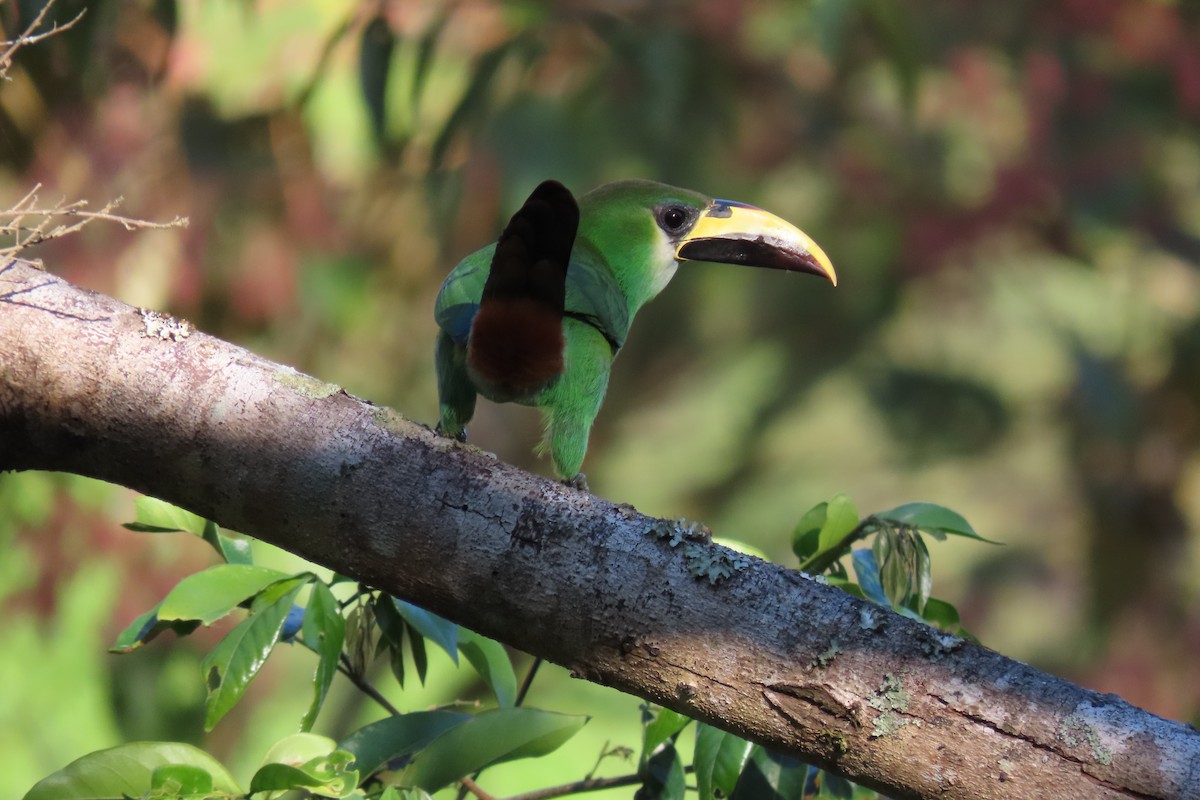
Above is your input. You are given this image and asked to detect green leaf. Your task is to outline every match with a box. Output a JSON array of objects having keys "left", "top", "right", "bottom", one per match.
[
  {"left": 124, "top": 497, "right": 254, "bottom": 564},
  {"left": 796, "top": 494, "right": 865, "bottom": 573},
  {"left": 392, "top": 598, "right": 459, "bottom": 664},
  {"left": 250, "top": 749, "right": 358, "bottom": 798},
  {"left": 408, "top": 622, "right": 429, "bottom": 684},
  {"left": 390, "top": 635, "right": 408, "bottom": 688},
  {"left": 819, "top": 493, "right": 859, "bottom": 555},
  {"left": 400, "top": 708, "right": 586, "bottom": 792},
  {"left": 381, "top": 788, "right": 433, "bottom": 800},
  {"left": 694, "top": 724, "right": 754, "bottom": 800},
  {"left": 201, "top": 577, "right": 306, "bottom": 730},
  {"left": 111, "top": 605, "right": 160, "bottom": 652},
  {"left": 110, "top": 604, "right": 201, "bottom": 653},
  {"left": 457, "top": 628, "right": 517, "bottom": 707},
  {"left": 851, "top": 549, "right": 888, "bottom": 607},
  {"left": 23, "top": 742, "right": 240, "bottom": 800},
  {"left": 823, "top": 576, "right": 867, "bottom": 600},
  {"left": 359, "top": 13, "right": 397, "bottom": 146},
  {"left": 430, "top": 37, "right": 527, "bottom": 169},
  {"left": 643, "top": 707, "right": 691, "bottom": 763},
  {"left": 149, "top": 764, "right": 213, "bottom": 795},
  {"left": 791, "top": 501, "right": 827, "bottom": 560},
  {"left": 874, "top": 529, "right": 910, "bottom": 609},
  {"left": 159, "top": 564, "right": 294, "bottom": 625},
  {"left": 872, "top": 525, "right": 894, "bottom": 573},
  {"left": 375, "top": 596, "right": 426, "bottom": 688},
  {"left": 913, "top": 533, "right": 932, "bottom": 615},
  {"left": 730, "top": 746, "right": 811, "bottom": 800},
  {"left": 411, "top": 9, "right": 451, "bottom": 113},
  {"left": 816, "top": 769, "right": 855, "bottom": 798},
  {"left": 249, "top": 762, "right": 326, "bottom": 796},
  {"left": 710, "top": 537, "right": 768, "bottom": 560},
  {"left": 641, "top": 741, "right": 685, "bottom": 800},
  {"left": 262, "top": 732, "right": 340, "bottom": 765},
  {"left": 339, "top": 710, "right": 471, "bottom": 779},
  {"left": 919, "top": 597, "right": 963, "bottom": 632},
  {"left": 123, "top": 496, "right": 208, "bottom": 534},
  {"left": 203, "top": 521, "right": 254, "bottom": 565},
  {"left": 344, "top": 602, "right": 374, "bottom": 678},
  {"left": 875, "top": 502, "right": 998, "bottom": 543},
  {"left": 300, "top": 582, "right": 346, "bottom": 731},
  {"left": 373, "top": 595, "right": 401, "bottom": 646}
]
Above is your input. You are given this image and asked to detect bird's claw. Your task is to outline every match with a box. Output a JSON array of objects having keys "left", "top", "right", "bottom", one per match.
[
  {"left": 563, "top": 472, "right": 590, "bottom": 492},
  {"left": 435, "top": 422, "right": 467, "bottom": 443}
]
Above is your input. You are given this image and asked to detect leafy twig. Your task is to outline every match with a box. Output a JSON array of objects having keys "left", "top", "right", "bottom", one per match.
[
  {"left": 798, "top": 518, "right": 877, "bottom": 575},
  {"left": 337, "top": 653, "right": 402, "bottom": 717}
]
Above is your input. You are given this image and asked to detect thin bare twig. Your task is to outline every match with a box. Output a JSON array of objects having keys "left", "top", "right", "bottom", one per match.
[
  {"left": 460, "top": 776, "right": 499, "bottom": 800},
  {"left": 337, "top": 653, "right": 403, "bottom": 717},
  {"left": 460, "top": 735, "right": 649, "bottom": 800},
  {"left": 501, "top": 772, "right": 645, "bottom": 800},
  {"left": 494, "top": 764, "right": 694, "bottom": 800},
  {"left": 514, "top": 656, "right": 542, "bottom": 707},
  {"left": 0, "top": 0, "right": 86, "bottom": 80},
  {"left": 0, "top": 184, "right": 189, "bottom": 259},
  {"left": 582, "top": 741, "right": 634, "bottom": 783}
]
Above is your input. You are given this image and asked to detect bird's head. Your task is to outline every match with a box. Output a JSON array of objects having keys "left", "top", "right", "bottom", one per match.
[{"left": 577, "top": 179, "right": 836, "bottom": 313}]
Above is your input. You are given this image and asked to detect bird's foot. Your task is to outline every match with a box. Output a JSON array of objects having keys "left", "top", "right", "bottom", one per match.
[
  {"left": 563, "top": 472, "right": 590, "bottom": 492},
  {"left": 435, "top": 422, "right": 467, "bottom": 443}
]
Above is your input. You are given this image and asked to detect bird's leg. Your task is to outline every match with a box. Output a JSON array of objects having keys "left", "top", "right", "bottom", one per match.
[
  {"left": 434, "top": 330, "right": 477, "bottom": 443},
  {"left": 536, "top": 324, "right": 611, "bottom": 488},
  {"left": 563, "top": 472, "right": 590, "bottom": 492}
]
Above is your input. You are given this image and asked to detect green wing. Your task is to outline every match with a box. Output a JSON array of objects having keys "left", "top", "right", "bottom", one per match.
[
  {"left": 434, "top": 246, "right": 493, "bottom": 346},
  {"left": 562, "top": 238, "right": 630, "bottom": 351},
  {"left": 434, "top": 240, "right": 630, "bottom": 351}
]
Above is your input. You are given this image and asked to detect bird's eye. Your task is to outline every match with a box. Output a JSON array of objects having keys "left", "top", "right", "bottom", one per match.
[{"left": 657, "top": 205, "right": 689, "bottom": 232}]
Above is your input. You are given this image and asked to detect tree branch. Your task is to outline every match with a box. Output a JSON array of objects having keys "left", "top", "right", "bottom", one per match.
[{"left": 1, "top": 258, "right": 1196, "bottom": 800}]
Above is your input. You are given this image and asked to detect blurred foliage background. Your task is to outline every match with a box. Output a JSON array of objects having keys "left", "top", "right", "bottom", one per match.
[{"left": 3, "top": 0, "right": 1200, "bottom": 796}]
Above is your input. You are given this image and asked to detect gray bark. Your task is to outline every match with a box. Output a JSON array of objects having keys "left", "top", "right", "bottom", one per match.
[{"left": 1, "top": 257, "right": 1197, "bottom": 799}]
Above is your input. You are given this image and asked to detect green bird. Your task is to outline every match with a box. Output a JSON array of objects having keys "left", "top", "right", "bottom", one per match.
[{"left": 434, "top": 179, "right": 836, "bottom": 488}]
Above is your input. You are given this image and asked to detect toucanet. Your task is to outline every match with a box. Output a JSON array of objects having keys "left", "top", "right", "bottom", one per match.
[{"left": 434, "top": 179, "right": 836, "bottom": 488}]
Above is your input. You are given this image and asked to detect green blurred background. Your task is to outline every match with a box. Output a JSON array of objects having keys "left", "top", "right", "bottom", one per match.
[{"left": 3, "top": 0, "right": 1200, "bottom": 796}]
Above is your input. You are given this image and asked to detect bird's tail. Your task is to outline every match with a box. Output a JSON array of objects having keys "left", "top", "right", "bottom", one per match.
[{"left": 467, "top": 180, "right": 579, "bottom": 402}]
